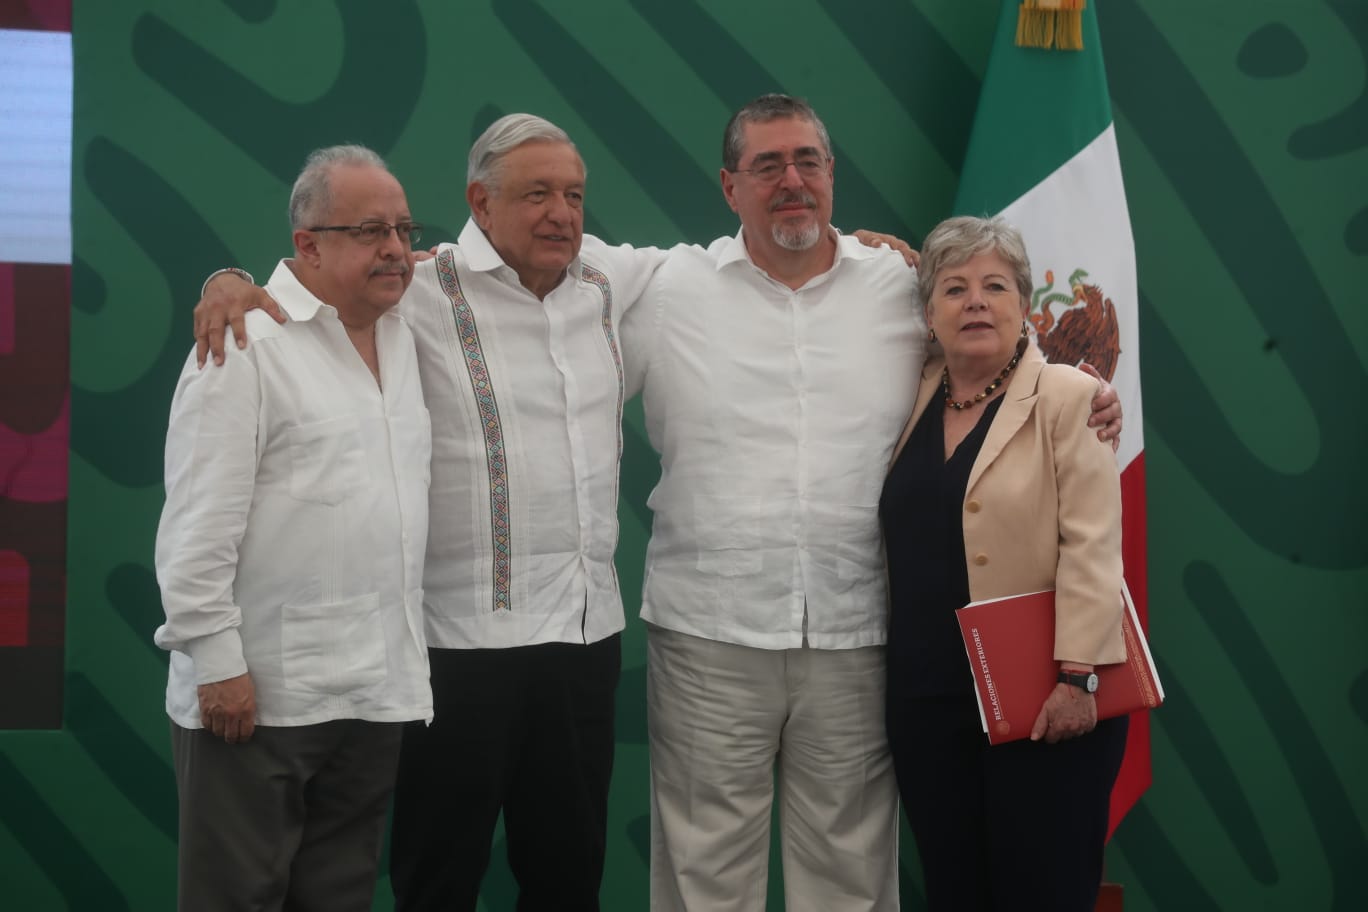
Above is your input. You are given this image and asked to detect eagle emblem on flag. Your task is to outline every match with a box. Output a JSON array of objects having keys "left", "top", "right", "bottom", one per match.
[{"left": 1029, "top": 268, "right": 1122, "bottom": 381}]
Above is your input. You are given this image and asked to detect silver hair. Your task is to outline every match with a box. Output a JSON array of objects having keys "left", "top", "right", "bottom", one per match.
[
  {"left": 288, "top": 144, "right": 389, "bottom": 230},
  {"left": 722, "top": 93, "right": 833, "bottom": 171},
  {"left": 467, "top": 113, "right": 580, "bottom": 192},
  {"left": 917, "top": 215, "right": 1034, "bottom": 315}
]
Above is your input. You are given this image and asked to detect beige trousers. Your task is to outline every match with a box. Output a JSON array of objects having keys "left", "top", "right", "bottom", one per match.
[{"left": 646, "top": 624, "right": 900, "bottom": 912}]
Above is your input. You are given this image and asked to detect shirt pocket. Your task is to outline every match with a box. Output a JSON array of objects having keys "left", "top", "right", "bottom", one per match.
[
  {"left": 280, "top": 592, "right": 386, "bottom": 695},
  {"left": 286, "top": 416, "right": 368, "bottom": 505},
  {"left": 837, "top": 502, "right": 884, "bottom": 581},
  {"left": 692, "top": 494, "right": 763, "bottom": 577}
]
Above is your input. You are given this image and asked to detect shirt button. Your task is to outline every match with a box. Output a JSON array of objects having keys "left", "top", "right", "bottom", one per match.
[
  {"left": 973, "top": 553, "right": 989, "bottom": 566},
  {"left": 966, "top": 500, "right": 981, "bottom": 513}
]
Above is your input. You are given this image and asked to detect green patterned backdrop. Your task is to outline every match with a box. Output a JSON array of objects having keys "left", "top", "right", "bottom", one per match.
[{"left": 1, "top": 0, "right": 1364, "bottom": 908}]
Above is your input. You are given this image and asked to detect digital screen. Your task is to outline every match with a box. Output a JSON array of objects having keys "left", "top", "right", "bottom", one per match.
[{"left": 0, "top": 27, "right": 71, "bottom": 266}]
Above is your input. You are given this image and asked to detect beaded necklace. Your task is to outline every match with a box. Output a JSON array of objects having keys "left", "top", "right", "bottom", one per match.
[{"left": 942, "top": 336, "right": 1028, "bottom": 411}]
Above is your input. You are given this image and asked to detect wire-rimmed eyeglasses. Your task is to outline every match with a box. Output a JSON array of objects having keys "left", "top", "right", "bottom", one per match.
[
  {"left": 309, "top": 220, "right": 424, "bottom": 247},
  {"left": 730, "top": 156, "right": 830, "bottom": 185}
]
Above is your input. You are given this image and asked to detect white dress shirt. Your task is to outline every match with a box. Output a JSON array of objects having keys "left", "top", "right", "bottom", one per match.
[
  {"left": 155, "top": 261, "right": 433, "bottom": 728},
  {"left": 400, "top": 219, "right": 664, "bottom": 649},
  {"left": 623, "top": 230, "right": 926, "bottom": 650}
]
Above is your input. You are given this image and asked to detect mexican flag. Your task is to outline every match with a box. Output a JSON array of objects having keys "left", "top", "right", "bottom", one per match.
[{"left": 953, "top": 1, "right": 1149, "bottom": 837}]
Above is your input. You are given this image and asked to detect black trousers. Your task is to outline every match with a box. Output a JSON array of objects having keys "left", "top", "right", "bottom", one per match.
[
  {"left": 171, "top": 719, "right": 403, "bottom": 912},
  {"left": 888, "top": 692, "right": 1128, "bottom": 912},
  {"left": 390, "top": 634, "right": 621, "bottom": 912}
]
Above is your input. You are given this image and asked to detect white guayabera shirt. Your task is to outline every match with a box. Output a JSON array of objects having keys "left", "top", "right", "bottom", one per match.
[
  {"left": 400, "top": 220, "right": 665, "bottom": 650},
  {"left": 155, "top": 261, "right": 433, "bottom": 728}
]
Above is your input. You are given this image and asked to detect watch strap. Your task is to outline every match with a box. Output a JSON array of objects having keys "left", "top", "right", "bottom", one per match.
[{"left": 1057, "top": 670, "right": 1098, "bottom": 692}]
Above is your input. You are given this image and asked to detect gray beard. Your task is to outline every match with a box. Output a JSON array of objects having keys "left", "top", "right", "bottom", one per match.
[{"left": 772, "top": 220, "right": 821, "bottom": 251}]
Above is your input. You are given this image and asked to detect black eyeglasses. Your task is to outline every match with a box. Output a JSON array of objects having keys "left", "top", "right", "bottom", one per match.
[
  {"left": 730, "top": 156, "right": 829, "bottom": 184},
  {"left": 309, "top": 219, "right": 424, "bottom": 246}
]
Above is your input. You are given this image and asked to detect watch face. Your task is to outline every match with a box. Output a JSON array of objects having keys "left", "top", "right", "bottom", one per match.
[{"left": 1085, "top": 673, "right": 1099, "bottom": 693}]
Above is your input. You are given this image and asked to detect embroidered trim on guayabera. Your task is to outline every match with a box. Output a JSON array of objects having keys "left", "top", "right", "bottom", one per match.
[
  {"left": 580, "top": 264, "right": 625, "bottom": 493},
  {"left": 436, "top": 249, "right": 511, "bottom": 613}
]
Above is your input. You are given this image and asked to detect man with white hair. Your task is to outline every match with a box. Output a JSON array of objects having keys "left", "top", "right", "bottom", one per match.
[
  {"left": 156, "top": 144, "right": 431, "bottom": 911},
  {"left": 385, "top": 114, "right": 663, "bottom": 912}
]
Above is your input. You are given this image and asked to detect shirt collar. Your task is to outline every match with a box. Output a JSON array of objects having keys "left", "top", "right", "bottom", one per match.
[
  {"left": 714, "top": 228, "right": 753, "bottom": 271},
  {"left": 716, "top": 225, "right": 855, "bottom": 277},
  {"left": 456, "top": 217, "right": 585, "bottom": 284},
  {"left": 267, "top": 260, "right": 328, "bottom": 322},
  {"left": 266, "top": 259, "right": 401, "bottom": 326}
]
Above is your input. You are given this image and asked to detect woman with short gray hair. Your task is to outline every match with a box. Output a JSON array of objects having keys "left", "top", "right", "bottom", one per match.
[{"left": 880, "top": 215, "right": 1128, "bottom": 911}]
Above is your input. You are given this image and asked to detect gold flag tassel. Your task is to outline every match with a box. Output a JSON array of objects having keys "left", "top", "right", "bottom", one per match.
[{"left": 1015, "top": 0, "right": 1086, "bottom": 51}]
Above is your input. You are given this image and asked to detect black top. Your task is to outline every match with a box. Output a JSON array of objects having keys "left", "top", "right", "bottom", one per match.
[{"left": 880, "top": 391, "right": 1004, "bottom": 698}]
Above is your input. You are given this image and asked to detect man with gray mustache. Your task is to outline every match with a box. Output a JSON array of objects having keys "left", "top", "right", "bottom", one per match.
[{"left": 156, "top": 144, "right": 432, "bottom": 911}]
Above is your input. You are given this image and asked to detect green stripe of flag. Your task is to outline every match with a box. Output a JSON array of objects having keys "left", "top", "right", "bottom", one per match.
[{"left": 954, "top": 0, "right": 1113, "bottom": 216}]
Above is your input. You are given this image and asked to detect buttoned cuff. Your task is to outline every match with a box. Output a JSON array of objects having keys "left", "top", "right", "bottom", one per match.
[{"left": 184, "top": 627, "right": 248, "bottom": 685}]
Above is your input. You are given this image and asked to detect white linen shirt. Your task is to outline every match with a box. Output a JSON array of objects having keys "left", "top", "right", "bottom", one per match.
[
  {"left": 155, "top": 261, "right": 433, "bottom": 728},
  {"left": 399, "top": 219, "right": 663, "bottom": 649},
  {"left": 623, "top": 230, "right": 926, "bottom": 650}
]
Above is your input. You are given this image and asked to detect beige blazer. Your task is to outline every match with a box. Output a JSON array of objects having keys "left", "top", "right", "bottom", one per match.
[{"left": 891, "top": 344, "right": 1126, "bottom": 665}]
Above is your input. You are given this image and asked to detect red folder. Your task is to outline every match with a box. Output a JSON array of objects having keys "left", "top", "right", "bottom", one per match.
[{"left": 956, "top": 582, "right": 1163, "bottom": 745}]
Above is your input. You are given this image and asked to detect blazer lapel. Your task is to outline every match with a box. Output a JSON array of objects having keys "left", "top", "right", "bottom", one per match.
[{"left": 966, "top": 345, "right": 1045, "bottom": 494}]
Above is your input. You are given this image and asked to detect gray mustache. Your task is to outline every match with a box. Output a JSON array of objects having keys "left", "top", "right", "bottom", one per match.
[{"left": 769, "top": 192, "right": 816, "bottom": 211}]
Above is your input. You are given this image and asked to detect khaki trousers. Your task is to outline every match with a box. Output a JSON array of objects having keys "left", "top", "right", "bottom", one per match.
[{"left": 646, "top": 624, "right": 899, "bottom": 912}]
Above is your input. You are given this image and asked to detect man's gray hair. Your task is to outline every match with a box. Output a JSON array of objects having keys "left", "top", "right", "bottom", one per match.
[
  {"left": 288, "top": 144, "right": 390, "bottom": 230},
  {"left": 467, "top": 113, "right": 579, "bottom": 191},
  {"left": 916, "top": 215, "right": 1034, "bottom": 314},
  {"left": 721, "top": 94, "right": 833, "bottom": 172}
]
